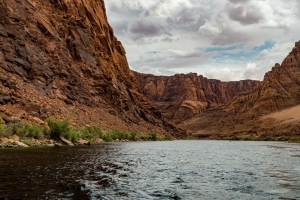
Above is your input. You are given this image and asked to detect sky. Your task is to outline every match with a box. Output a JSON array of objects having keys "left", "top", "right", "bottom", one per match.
[{"left": 105, "top": 0, "right": 300, "bottom": 81}]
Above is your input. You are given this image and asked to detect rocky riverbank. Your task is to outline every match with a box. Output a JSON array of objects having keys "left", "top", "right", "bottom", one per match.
[{"left": 0, "top": 134, "right": 103, "bottom": 148}]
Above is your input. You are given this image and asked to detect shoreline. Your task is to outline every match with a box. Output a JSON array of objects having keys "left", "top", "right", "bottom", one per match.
[
  {"left": 1, "top": 136, "right": 299, "bottom": 149},
  {"left": 0, "top": 135, "right": 175, "bottom": 149}
]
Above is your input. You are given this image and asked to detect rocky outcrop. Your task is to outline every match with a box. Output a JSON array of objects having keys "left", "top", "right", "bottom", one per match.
[
  {"left": 180, "top": 41, "right": 300, "bottom": 138},
  {"left": 227, "top": 41, "right": 300, "bottom": 118},
  {"left": 134, "top": 72, "right": 259, "bottom": 123},
  {"left": 0, "top": 0, "right": 183, "bottom": 136}
]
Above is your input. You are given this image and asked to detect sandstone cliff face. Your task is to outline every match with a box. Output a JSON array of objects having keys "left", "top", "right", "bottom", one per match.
[
  {"left": 227, "top": 41, "right": 300, "bottom": 117},
  {"left": 0, "top": 0, "right": 182, "bottom": 136},
  {"left": 180, "top": 41, "right": 300, "bottom": 138},
  {"left": 134, "top": 72, "right": 259, "bottom": 123}
]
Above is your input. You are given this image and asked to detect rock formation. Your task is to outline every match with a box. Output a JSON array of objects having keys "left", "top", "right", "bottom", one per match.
[
  {"left": 227, "top": 41, "right": 300, "bottom": 117},
  {"left": 0, "top": 0, "right": 183, "bottom": 136},
  {"left": 180, "top": 41, "right": 300, "bottom": 138},
  {"left": 134, "top": 72, "right": 259, "bottom": 123}
]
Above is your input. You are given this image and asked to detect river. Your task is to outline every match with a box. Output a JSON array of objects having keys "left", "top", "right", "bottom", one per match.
[{"left": 0, "top": 140, "right": 300, "bottom": 199}]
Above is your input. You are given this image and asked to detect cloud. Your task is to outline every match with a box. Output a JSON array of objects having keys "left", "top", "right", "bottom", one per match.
[
  {"left": 129, "top": 18, "right": 168, "bottom": 37},
  {"left": 168, "top": 49, "right": 207, "bottom": 58},
  {"left": 228, "top": 0, "right": 250, "bottom": 4},
  {"left": 228, "top": 4, "right": 264, "bottom": 25},
  {"left": 211, "top": 28, "right": 250, "bottom": 46},
  {"left": 105, "top": 0, "right": 300, "bottom": 81},
  {"left": 198, "top": 22, "right": 222, "bottom": 36}
]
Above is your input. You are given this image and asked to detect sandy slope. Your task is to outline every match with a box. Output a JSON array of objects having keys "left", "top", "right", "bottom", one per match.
[{"left": 261, "top": 105, "right": 300, "bottom": 124}]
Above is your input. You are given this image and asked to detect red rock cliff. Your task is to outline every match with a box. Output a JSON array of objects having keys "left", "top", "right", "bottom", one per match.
[
  {"left": 0, "top": 0, "right": 182, "bottom": 136},
  {"left": 227, "top": 41, "right": 300, "bottom": 117},
  {"left": 180, "top": 41, "right": 300, "bottom": 138},
  {"left": 134, "top": 72, "right": 259, "bottom": 123}
]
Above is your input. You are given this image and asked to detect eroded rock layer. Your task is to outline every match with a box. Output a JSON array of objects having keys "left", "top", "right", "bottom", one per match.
[
  {"left": 134, "top": 72, "right": 259, "bottom": 123},
  {"left": 181, "top": 41, "right": 300, "bottom": 138},
  {"left": 0, "top": 0, "right": 183, "bottom": 136}
]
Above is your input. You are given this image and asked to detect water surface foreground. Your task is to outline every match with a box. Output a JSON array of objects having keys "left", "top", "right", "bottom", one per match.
[{"left": 0, "top": 141, "right": 300, "bottom": 199}]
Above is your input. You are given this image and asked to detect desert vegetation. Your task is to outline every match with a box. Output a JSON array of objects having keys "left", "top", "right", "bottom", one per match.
[{"left": 0, "top": 117, "right": 174, "bottom": 148}]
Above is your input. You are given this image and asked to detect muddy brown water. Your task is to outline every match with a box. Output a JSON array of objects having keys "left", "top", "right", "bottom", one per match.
[{"left": 0, "top": 141, "right": 300, "bottom": 199}]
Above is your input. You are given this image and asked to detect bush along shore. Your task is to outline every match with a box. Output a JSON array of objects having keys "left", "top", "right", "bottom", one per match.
[{"left": 0, "top": 117, "right": 174, "bottom": 148}]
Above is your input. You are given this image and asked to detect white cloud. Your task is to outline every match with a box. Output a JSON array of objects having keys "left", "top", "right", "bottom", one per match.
[
  {"left": 105, "top": 0, "right": 300, "bottom": 81},
  {"left": 198, "top": 21, "right": 222, "bottom": 36}
]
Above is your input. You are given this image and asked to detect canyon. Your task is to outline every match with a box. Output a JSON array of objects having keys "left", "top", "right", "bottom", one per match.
[
  {"left": 0, "top": 0, "right": 299, "bottom": 140},
  {"left": 180, "top": 41, "right": 300, "bottom": 139},
  {"left": 0, "top": 0, "right": 183, "bottom": 137},
  {"left": 134, "top": 72, "right": 259, "bottom": 123}
]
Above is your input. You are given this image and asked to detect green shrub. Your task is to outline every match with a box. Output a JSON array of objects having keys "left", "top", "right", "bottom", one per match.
[
  {"left": 64, "top": 130, "right": 81, "bottom": 143},
  {"left": 3, "top": 122, "right": 44, "bottom": 139},
  {"left": 0, "top": 124, "right": 4, "bottom": 138},
  {"left": 24, "top": 123, "right": 44, "bottom": 139},
  {"left": 141, "top": 134, "right": 149, "bottom": 140},
  {"left": 185, "top": 136, "right": 196, "bottom": 140},
  {"left": 83, "top": 126, "right": 104, "bottom": 139},
  {"left": 106, "top": 129, "right": 129, "bottom": 140},
  {"left": 257, "top": 134, "right": 274, "bottom": 141},
  {"left": 164, "top": 133, "right": 173, "bottom": 140},
  {"left": 102, "top": 133, "right": 112, "bottom": 142},
  {"left": 288, "top": 136, "right": 300, "bottom": 143},
  {"left": 147, "top": 132, "right": 157, "bottom": 141},
  {"left": 6, "top": 122, "right": 19, "bottom": 136},
  {"left": 46, "top": 117, "right": 70, "bottom": 139},
  {"left": 129, "top": 131, "right": 139, "bottom": 141}
]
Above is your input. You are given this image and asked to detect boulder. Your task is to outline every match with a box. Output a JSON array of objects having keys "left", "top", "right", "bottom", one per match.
[
  {"left": 13, "top": 141, "right": 29, "bottom": 148},
  {"left": 59, "top": 136, "right": 74, "bottom": 146},
  {"left": 78, "top": 139, "right": 90, "bottom": 145}
]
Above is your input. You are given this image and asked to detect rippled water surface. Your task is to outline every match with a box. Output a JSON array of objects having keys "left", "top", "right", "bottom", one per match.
[{"left": 1, "top": 141, "right": 300, "bottom": 199}]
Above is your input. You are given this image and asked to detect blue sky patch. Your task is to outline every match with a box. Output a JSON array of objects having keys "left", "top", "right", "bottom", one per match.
[{"left": 198, "top": 40, "right": 275, "bottom": 62}]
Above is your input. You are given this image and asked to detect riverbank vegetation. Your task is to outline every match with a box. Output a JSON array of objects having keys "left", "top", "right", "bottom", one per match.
[
  {"left": 0, "top": 117, "right": 174, "bottom": 148},
  {"left": 190, "top": 134, "right": 300, "bottom": 143}
]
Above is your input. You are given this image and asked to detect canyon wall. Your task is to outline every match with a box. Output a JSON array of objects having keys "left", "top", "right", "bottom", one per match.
[
  {"left": 180, "top": 41, "right": 300, "bottom": 138},
  {"left": 0, "top": 0, "right": 183, "bottom": 136},
  {"left": 134, "top": 72, "right": 259, "bottom": 123},
  {"left": 227, "top": 41, "right": 300, "bottom": 118}
]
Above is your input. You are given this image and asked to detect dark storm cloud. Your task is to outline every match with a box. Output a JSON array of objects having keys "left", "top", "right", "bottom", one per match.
[{"left": 228, "top": 5, "right": 264, "bottom": 25}]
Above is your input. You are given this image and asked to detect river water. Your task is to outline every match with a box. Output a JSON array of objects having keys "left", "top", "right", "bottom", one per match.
[{"left": 0, "top": 141, "right": 300, "bottom": 199}]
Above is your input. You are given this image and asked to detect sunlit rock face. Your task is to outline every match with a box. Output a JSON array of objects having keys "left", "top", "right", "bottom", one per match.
[
  {"left": 227, "top": 41, "right": 300, "bottom": 117},
  {"left": 0, "top": 0, "right": 184, "bottom": 137},
  {"left": 179, "top": 41, "right": 300, "bottom": 138},
  {"left": 134, "top": 72, "right": 259, "bottom": 123}
]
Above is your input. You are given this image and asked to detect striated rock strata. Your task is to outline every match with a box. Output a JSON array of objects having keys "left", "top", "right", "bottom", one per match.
[
  {"left": 0, "top": 0, "right": 183, "bottom": 136},
  {"left": 181, "top": 41, "right": 300, "bottom": 138},
  {"left": 134, "top": 72, "right": 259, "bottom": 123}
]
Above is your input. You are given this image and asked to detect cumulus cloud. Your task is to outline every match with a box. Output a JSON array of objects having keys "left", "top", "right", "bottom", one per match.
[
  {"left": 129, "top": 18, "right": 168, "bottom": 37},
  {"left": 198, "top": 22, "right": 222, "bottom": 36},
  {"left": 105, "top": 0, "right": 300, "bottom": 81},
  {"left": 228, "top": 4, "right": 264, "bottom": 25}
]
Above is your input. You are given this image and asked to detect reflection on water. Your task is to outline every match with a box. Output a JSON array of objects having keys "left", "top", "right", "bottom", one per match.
[{"left": 0, "top": 141, "right": 300, "bottom": 199}]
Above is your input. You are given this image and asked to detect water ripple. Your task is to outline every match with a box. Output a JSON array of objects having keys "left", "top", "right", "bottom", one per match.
[{"left": 0, "top": 141, "right": 300, "bottom": 199}]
